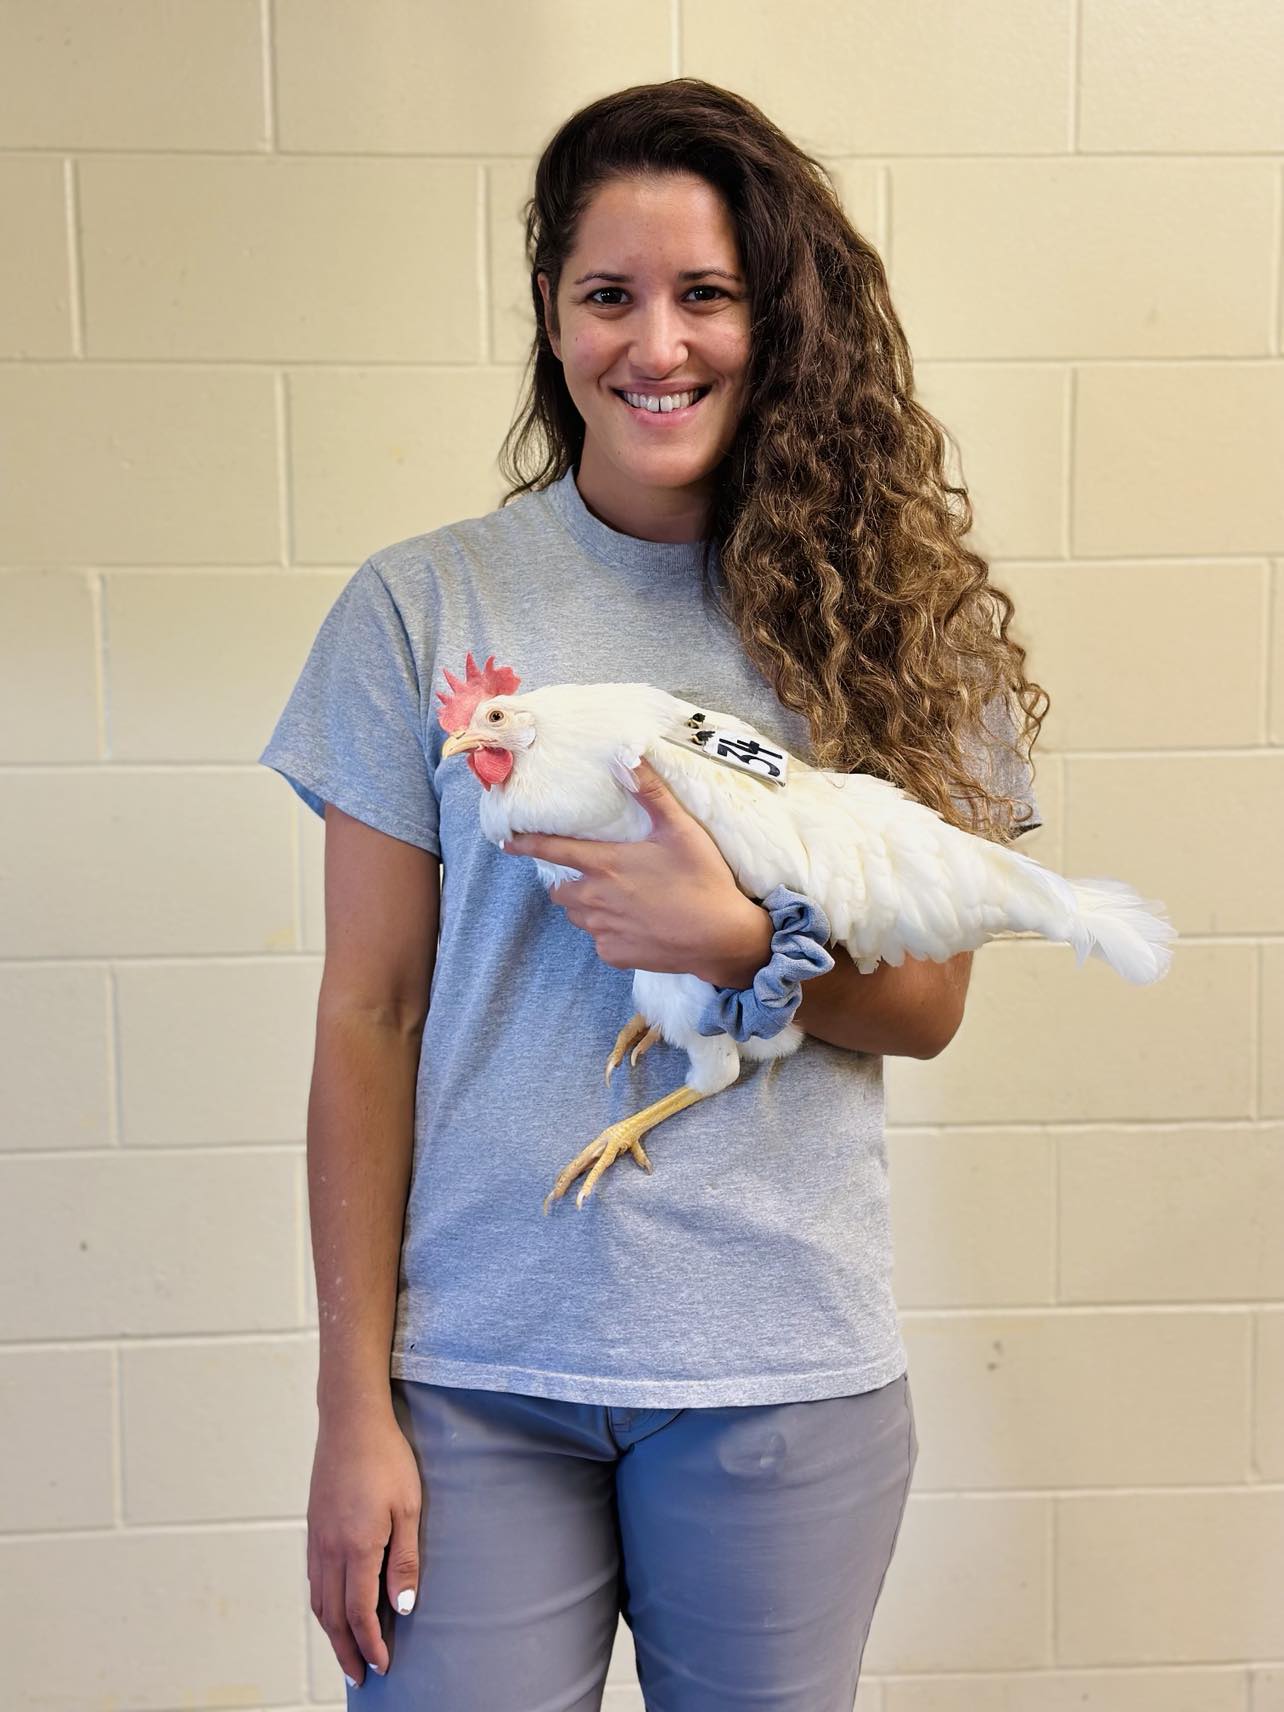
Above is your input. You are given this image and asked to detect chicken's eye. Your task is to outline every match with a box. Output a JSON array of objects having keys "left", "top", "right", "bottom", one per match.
[{"left": 486, "top": 708, "right": 504, "bottom": 724}]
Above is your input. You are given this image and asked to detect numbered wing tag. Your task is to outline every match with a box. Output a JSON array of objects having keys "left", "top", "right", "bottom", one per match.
[{"left": 659, "top": 709, "right": 790, "bottom": 787}]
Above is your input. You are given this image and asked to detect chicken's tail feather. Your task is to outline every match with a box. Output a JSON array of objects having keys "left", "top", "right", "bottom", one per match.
[
  {"left": 992, "top": 848, "right": 1176, "bottom": 984},
  {"left": 1061, "top": 875, "right": 1177, "bottom": 984}
]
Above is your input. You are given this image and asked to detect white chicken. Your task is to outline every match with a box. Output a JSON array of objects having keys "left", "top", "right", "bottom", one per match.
[{"left": 437, "top": 652, "right": 1176, "bottom": 1213}]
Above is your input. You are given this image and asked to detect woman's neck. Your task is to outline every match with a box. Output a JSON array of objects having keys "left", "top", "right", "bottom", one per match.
[{"left": 574, "top": 442, "right": 713, "bottom": 543}]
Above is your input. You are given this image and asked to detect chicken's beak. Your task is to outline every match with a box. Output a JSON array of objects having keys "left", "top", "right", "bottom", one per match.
[{"left": 441, "top": 729, "right": 485, "bottom": 759}]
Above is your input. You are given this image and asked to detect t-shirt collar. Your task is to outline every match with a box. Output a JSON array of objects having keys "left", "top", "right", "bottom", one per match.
[{"left": 544, "top": 464, "right": 721, "bottom": 580}]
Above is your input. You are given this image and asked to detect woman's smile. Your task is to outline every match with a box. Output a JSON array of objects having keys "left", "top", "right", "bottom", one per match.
[{"left": 612, "top": 385, "right": 714, "bottom": 425}]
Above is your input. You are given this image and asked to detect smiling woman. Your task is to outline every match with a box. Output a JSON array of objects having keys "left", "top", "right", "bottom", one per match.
[{"left": 258, "top": 73, "right": 1051, "bottom": 1712}]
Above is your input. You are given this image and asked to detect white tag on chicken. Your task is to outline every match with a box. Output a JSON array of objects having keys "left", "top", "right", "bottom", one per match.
[{"left": 659, "top": 709, "right": 790, "bottom": 787}]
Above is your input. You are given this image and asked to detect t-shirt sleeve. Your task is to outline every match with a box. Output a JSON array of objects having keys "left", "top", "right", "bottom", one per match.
[
  {"left": 258, "top": 557, "right": 441, "bottom": 854},
  {"left": 955, "top": 691, "right": 1043, "bottom": 838}
]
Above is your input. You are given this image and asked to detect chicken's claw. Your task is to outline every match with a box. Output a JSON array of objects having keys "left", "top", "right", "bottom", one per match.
[
  {"left": 542, "top": 1129, "right": 653, "bottom": 1215},
  {"left": 542, "top": 1084, "right": 709, "bottom": 1213},
  {"left": 604, "top": 1014, "right": 662, "bottom": 1085},
  {"left": 630, "top": 1024, "right": 662, "bottom": 1066}
]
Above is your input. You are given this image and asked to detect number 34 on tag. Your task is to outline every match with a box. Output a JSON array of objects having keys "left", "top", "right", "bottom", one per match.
[{"left": 660, "top": 710, "right": 790, "bottom": 787}]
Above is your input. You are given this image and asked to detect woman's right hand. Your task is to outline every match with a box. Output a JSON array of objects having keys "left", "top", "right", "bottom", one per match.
[{"left": 307, "top": 1402, "right": 423, "bottom": 1688}]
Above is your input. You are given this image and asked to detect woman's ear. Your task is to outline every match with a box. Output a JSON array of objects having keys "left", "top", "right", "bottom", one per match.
[{"left": 536, "top": 271, "right": 561, "bottom": 362}]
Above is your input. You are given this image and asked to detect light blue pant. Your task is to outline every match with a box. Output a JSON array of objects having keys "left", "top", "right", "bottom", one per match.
[{"left": 350, "top": 1369, "right": 917, "bottom": 1711}]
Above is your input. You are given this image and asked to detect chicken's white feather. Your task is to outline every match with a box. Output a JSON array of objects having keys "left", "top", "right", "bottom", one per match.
[{"left": 475, "top": 680, "right": 1176, "bottom": 986}]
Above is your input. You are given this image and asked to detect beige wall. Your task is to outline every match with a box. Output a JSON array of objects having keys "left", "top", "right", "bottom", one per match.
[{"left": 2, "top": 2, "right": 1282, "bottom": 1709}]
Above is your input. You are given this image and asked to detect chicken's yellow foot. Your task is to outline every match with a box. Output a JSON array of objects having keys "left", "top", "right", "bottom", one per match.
[
  {"left": 543, "top": 1084, "right": 710, "bottom": 1214},
  {"left": 604, "top": 1013, "right": 663, "bottom": 1085}
]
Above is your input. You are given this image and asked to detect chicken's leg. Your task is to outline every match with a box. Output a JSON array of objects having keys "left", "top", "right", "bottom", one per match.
[
  {"left": 604, "top": 1012, "right": 663, "bottom": 1085},
  {"left": 543, "top": 1083, "right": 712, "bottom": 1214}
]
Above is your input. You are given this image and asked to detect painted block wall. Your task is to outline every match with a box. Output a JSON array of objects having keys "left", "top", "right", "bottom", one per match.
[{"left": 1, "top": 3, "right": 1281, "bottom": 1708}]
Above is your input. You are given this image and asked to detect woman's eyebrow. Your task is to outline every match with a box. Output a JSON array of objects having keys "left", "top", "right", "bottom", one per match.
[{"left": 572, "top": 268, "right": 744, "bottom": 285}]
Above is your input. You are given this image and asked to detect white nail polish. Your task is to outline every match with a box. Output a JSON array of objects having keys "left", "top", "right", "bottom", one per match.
[
  {"left": 396, "top": 1588, "right": 416, "bottom": 1614},
  {"left": 344, "top": 1673, "right": 357, "bottom": 1688}
]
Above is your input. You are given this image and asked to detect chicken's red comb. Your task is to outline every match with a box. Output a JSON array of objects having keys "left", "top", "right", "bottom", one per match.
[{"left": 435, "top": 651, "right": 522, "bottom": 733}]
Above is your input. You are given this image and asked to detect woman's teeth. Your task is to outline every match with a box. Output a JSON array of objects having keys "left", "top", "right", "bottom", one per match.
[{"left": 617, "top": 387, "right": 710, "bottom": 413}]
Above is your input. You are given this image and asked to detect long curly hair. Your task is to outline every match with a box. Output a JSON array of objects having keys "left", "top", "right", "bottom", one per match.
[{"left": 497, "top": 76, "right": 1048, "bottom": 843}]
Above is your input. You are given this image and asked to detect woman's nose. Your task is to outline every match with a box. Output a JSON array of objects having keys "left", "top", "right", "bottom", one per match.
[{"left": 627, "top": 303, "right": 691, "bottom": 372}]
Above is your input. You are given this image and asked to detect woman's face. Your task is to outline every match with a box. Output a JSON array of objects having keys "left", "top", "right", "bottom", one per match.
[{"left": 537, "top": 171, "right": 752, "bottom": 541}]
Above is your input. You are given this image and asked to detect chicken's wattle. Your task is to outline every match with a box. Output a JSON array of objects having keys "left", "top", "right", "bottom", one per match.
[{"left": 468, "top": 746, "right": 515, "bottom": 790}]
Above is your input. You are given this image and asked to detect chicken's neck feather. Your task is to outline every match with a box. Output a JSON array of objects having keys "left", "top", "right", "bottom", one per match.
[{"left": 479, "top": 682, "right": 692, "bottom": 844}]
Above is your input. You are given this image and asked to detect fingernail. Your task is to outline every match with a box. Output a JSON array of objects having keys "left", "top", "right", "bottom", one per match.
[
  {"left": 368, "top": 1661, "right": 384, "bottom": 1675},
  {"left": 498, "top": 839, "right": 506, "bottom": 849},
  {"left": 396, "top": 1588, "right": 416, "bottom": 1614},
  {"left": 344, "top": 1674, "right": 358, "bottom": 1688}
]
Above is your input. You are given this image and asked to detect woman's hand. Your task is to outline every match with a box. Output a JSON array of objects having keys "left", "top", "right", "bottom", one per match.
[
  {"left": 307, "top": 1402, "right": 422, "bottom": 1689},
  {"left": 499, "top": 756, "right": 765, "bottom": 981}
]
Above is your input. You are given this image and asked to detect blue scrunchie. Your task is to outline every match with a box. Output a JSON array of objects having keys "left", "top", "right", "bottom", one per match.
[{"left": 695, "top": 884, "right": 835, "bottom": 1043}]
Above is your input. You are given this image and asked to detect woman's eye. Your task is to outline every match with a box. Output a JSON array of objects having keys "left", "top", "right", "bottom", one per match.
[{"left": 586, "top": 285, "right": 727, "bottom": 306}]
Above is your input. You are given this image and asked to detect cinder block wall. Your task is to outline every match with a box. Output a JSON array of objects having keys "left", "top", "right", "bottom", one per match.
[{"left": 1, "top": 4, "right": 1280, "bottom": 1710}]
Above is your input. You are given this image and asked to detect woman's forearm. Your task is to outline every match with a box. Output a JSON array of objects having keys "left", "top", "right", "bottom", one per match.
[
  {"left": 695, "top": 897, "right": 966, "bottom": 1057},
  {"left": 307, "top": 1007, "right": 422, "bottom": 1422},
  {"left": 795, "top": 943, "right": 970, "bottom": 1056}
]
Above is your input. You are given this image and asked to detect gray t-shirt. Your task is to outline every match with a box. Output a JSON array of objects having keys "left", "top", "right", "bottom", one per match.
[{"left": 259, "top": 466, "right": 1040, "bottom": 1408}]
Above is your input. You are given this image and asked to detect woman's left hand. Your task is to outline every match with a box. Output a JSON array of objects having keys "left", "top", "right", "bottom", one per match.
[{"left": 498, "top": 757, "right": 767, "bottom": 980}]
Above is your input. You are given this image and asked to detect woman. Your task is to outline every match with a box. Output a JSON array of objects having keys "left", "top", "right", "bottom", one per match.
[{"left": 260, "top": 77, "right": 1047, "bottom": 1710}]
